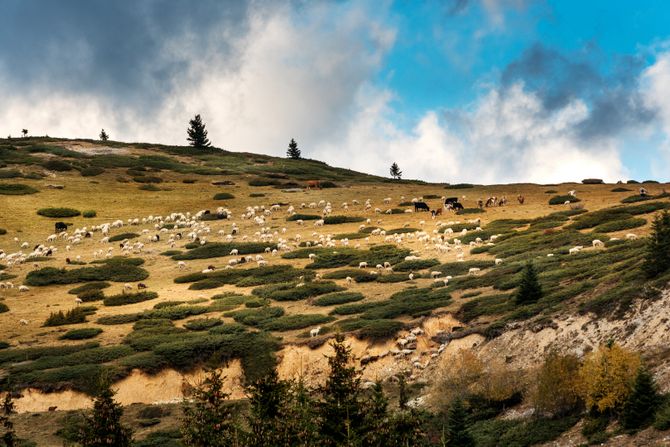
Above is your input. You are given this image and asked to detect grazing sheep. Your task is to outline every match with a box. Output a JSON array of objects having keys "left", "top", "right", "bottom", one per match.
[
  {"left": 592, "top": 239, "right": 604, "bottom": 248},
  {"left": 468, "top": 267, "right": 480, "bottom": 275},
  {"left": 137, "top": 283, "right": 148, "bottom": 289},
  {"left": 626, "top": 233, "right": 638, "bottom": 240},
  {"left": 310, "top": 326, "right": 322, "bottom": 337},
  {"left": 430, "top": 271, "right": 441, "bottom": 278},
  {"left": 19, "top": 319, "right": 29, "bottom": 325},
  {"left": 74, "top": 297, "right": 83, "bottom": 305},
  {"left": 123, "top": 283, "right": 133, "bottom": 291},
  {"left": 408, "top": 273, "right": 414, "bottom": 280},
  {"left": 495, "top": 258, "right": 503, "bottom": 265},
  {"left": 18, "top": 285, "right": 29, "bottom": 292},
  {"left": 308, "top": 253, "right": 317, "bottom": 260},
  {"left": 358, "top": 261, "right": 368, "bottom": 268},
  {"left": 346, "top": 276, "right": 354, "bottom": 284},
  {"left": 230, "top": 249, "right": 239, "bottom": 256},
  {"left": 177, "top": 261, "right": 186, "bottom": 269}
]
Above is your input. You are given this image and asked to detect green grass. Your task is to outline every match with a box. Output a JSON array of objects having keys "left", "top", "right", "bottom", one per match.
[
  {"left": 59, "top": 328, "right": 103, "bottom": 340},
  {"left": 103, "top": 291, "right": 158, "bottom": 306},
  {"left": 312, "top": 292, "right": 365, "bottom": 306},
  {"left": 0, "top": 183, "right": 39, "bottom": 195},
  {"left": 173, "top": 242, "right": 276, "bottom": 260},
  {"left": 37, "top": 207, "right": 81, "bottom": 218},
  {"left": 548, "top": 195, "right": 581, "bottom": 205},
  {"left": 26, "top": 259, "right": 149, "bottom": 286}
]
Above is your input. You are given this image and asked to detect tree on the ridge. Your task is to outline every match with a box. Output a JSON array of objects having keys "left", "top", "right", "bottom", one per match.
[
  {"left": 187, "top": 114, "right": 211, "bottom": 148},
  {"left": 643, "top": 210, "right": 670, "bottom": 278},
  {"left": 444, "top": 397, "right": 474, "bottom": 447},
  {"left": 515, "top": 261, "right": 542, "bottom": 305},
  {"left": 390, "top": 162, "right": 402, "bottom": 180},
  {"left": 287, "top": 138, "right": 301, "bottom": 159},
  {"left": 621, "top": 367, "right": 661, "bottom": 430},
  {"left": 317, "top": 334, "right": 366, "bottom": 446},
  {"left": 77, "top": 376, "right": 132, "bottom": 447},
  {"left": 99, "top": 129, "right": 109, "bottom": 142},
  {"left": 0, "top": 391, "right": 17, "bottom": 447},
  {"left": 181, "top": 370, "right": 240, "bottom": 447},
  {"left": 20, "top": 129, "right": 27, "bottom": 138}
]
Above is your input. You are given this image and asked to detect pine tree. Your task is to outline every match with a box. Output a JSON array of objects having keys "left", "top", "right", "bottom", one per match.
[
  {"left": 360, "top": 382, "right": 392, "bottom": 446},
  {"left": 287, "top": 138, "right": 301, "bottom": 159},
  {"left": 181, "top": 370, "right": 239, "bottom": 447},
  {"left": 444, "top": 398, "right": 474, "bottom": 447},
  {"left": 0, "top": 391, "right": 16, "bottom": 447},
  {"left": 284, "top": 378, "right": 319, "bottom": 447},
  {"left": 99, "top": 129, "right": 109, "bottom": 142},
  {"left": 318, "top": 334, "right": 365, "bottom": 446},
  {"left": 515, "top": 261, "right": 542, "bottom": 305},
  {"left": 187, "top": 114, "right": 212, "bottom": 148},
  {"left": 21, "top": 129, "right": 27, "bottom": 138},
  {"left": 621, "top": 367, "right": 660, "bottom": 430},
  {"left": 643, "top": 210, "right": 670, "bottom": 278},
  {"left": 390, "top": 162, "right": 402, "bottom": 180},
  {"left": 245, "top": 369, "right": 294, "bottom": 447},
  {"left": 78, "top": 376, "right": 132, "bottom": 447}
]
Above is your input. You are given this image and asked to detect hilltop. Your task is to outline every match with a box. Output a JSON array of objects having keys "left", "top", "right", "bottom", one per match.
[{"left": 1, "top": 138, "right": 670, "bottom": 445}]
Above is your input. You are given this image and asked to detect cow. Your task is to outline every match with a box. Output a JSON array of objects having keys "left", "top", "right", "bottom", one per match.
[
  {"left": 431, "top": 208, "right": 443, "bottom": 217},
  {"left": 450, "top": 202, "right": 464, "bottom": 211},
  {"left": 444, "top": 197, "right": 459, "bottom": 206},
  {"left": 306, "top": 180, "right": 321, "bottom": 190},
  {"left": 55, "top": 222, "right": 68, "bottom": 233},
  {"left": 414, "top": 202, "right": 430, "bottom": 212}
]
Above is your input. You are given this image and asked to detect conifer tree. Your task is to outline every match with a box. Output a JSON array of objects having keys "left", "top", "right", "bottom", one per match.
[
  {"left": 287, "top": 138, "right": 301, "bottom": 159},
  {"left": 181, "top": 370, "right": 239, "bottom": 447},
  {"left": 285, "top": 378, "right": 319, "bottom": 447},
  {"left": 515, "top": 261, "right": 542, "bottom": 305},
  {"left": 99, "top": 129, "right": 109, "bottom": 142},
  {"left": 78, "top": 376, "right": 132, "bottom": 447},
  {"left": 621, "top": 367, "right": 660, "bottom": 430},
  {"left": 360, "top": 382, "right": 392, "bottom": 446},
  {"left": 245, "top": 368, "right": 294, "bottom": 447},
  {"left": 0, "top": 391, "right": 16, "bottom": 447},
  {"left": 187, "top": 114, "right": 211, "bottom": 148},
  {"left": 643, "top": 210, "right": 670, "bottom": 278},
  {"left": 318, "top": 334, "right": 365, "bottom": 446},
  {"left": 444, "top": 397, "right": 474, "bottom": 447},
  {"left": 390, "top": 162, "right": 402, "bottom": 180}
]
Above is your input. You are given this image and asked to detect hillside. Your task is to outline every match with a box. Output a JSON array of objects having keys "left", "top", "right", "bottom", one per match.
[{"left": 1, "top": 138, "right": 670, "bottom": 445}]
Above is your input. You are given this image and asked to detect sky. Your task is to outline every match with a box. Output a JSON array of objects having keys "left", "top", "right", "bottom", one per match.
[{"left": 1, "top": 0, "right": 669, "bottom": 183}]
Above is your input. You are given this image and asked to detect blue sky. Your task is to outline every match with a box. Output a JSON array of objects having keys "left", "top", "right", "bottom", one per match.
[{"left": 1, "top": 0, "right": 669, "bottom": 183}]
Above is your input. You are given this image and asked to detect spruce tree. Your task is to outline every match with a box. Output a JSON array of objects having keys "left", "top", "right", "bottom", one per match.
[
  {"left": 99, "top": 129, "right": 109, "bottom": 142},
  {"left": 643, "top": 210, "right": 670, "bottom": 278},
  {"left": 245, "top": 369, "right": 292, "bottom": 447},
  {"left": 0, "top": 391, "right": 16, "bottom": 447},
  {"left": 444, "top": 397, "right": 474, "bottom": 447},
  {"left": 284, "top": 378, "right": 319, "bottom": 447},
  {"left": 318, "top": 334, "right": 365, "bottom": 446},
  {"left": 78, "top": 376, "right": 132, "bottom": 447},
  {"left": 621, "top": 367, "right": 660, "bottom": 430},
  {"left": 515, "top": 261, "right": 542, "bottom": 305},
  {"left": 187, "top": 114, "right": 211, "bottom": 148},
  {"left": 390, "top": 162, "right": 402, "bottom": 180},
  {"left": 181, "top": 370, "right": 239, "bottom": 447},
  {"left": 360, "top": 382, "right": 392, "bottom": 447},
  {"left": 287, "top": 138, "right": 301, "bottom": 159}
]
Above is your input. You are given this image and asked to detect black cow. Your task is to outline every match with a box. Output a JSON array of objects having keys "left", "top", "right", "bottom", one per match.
[
  {"left": 444, "top": 197, "right": 459, "bottom": 206},
  {"left": 414, "top": 201, "right": 430, "bottom": 212},
  {"left": 451, "top": 202, "right": 464, "bottom": 211},
  {"left": 55, "top": 222, "right": 68, "bottom": 233}
]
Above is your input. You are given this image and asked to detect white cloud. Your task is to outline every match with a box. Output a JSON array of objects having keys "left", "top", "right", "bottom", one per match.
[{"left": 642, "top": 50, "right": 670, "bottom": 178}]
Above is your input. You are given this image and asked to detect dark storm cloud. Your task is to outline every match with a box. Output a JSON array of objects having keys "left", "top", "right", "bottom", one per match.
[
  {"left": 0, "top": 0, "right": 250, "bottom": 108},
  {"left": 501, "top": 43, "right": 656, "bottom": 140}
]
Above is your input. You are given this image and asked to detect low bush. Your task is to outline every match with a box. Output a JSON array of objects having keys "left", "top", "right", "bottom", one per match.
[
  {"left": 457, "top": 208, "right": 485, "bottom": 215},
  {"left": 313, "top": 292, "right": 365, "bottom": 306},
  {"left": 332, "top": 232, "right": 367, "bottom": 240},
  {"left": 42, "top": 159, "right": 73, "bottom": 171},
  {"left": 82, "top": 210, "right": 96, "bottom": 218},
  {"left": 248, "top": 178, "right": 281, "bottom": 187},
  {"left": 0, "top": 302, "right": 8, "bottom": 313},
  {"left": 252, "top": 281, "right": 344, "bottom": 301},
  {"left": 320, "top": 181, "right": 338, "bottom": 188},
  {"left": 44, "top": 308, "right": 88, "bottom": 326},
  {"left": 37, "top": 207, "right": 80, "bottom": 218},
  {"left": 0, "top": 183, "right": 39, "bottom": 195},
  {"left": 548, "top": 195, "right": 581, "bottom": 205},
  {"left": 184, "top": 318, "right": 223, "bottom": 331},
  {"left": 446, "top": 183, "right": 475, "bottom": 189},
  {"left": 582, "top": 178, "right": 604, "bottom": 184},
  {"left": 103, "top": 291, "right": 158, "bottom": 306},
  {"left": 593, "top": 217, "right": 646, "bottom": 233},
  {"left": 392, "top": 258, "right": 440, "bottom": 271},
  {"left": 0, "top": 228, "right": 6, "bottom": 235},
  {"left": 161, "top": 250, "right": 182, "bottom": 256},
  {"left": 59, "top": 328, "right": 103, "bottom": 340},
  {"left": 108, "top": 232, "right": 139, "bottom": 242},
  {"left": 437, "top": 260, "right": 496, "bottom": 276},
  {"left": 68, "top": 282, "right": 110, "bottom": 294},
  {"left": 26, "top": 259, "right": 148, "bottom": 286},
  {"left": 227, "top": 306, "right": 285, "bottom": 327},
  {"left": 324, "top": 215, "right": 366, "bottom": 224},
  {"left": 0, "top": 342, "right": 9, "bottom": 350},
  {"left": 173, "top": 242, "right": 276, "bottom": 260},
  {"left": 262, "top": 314, "right": 335, "bottom": 331},
  {"left": 213, "top": 192, "right": 235, "bottom": 200},
  {"left": 77, "top": 289, "right": 105, "bottom": 302},
  {"left": 139, "top": 184, "right": 161, "bottom": 191},
  {"left": 80, "top": 166, "right": 105, "bottom": 177},
  {"left": 612, "top": 187, "right": 632, "bottom": 192},
  {"left": 133, "top": 175, "right": 162, "bottom": 183},
  {"left": 249, "top": 192, "right": 265, "bottom": 197},
  {"left": 330, "top": 302, "right": 378, "bottom": 316},
  {"left": 355, "top": 319, "right": 404, "bottom": 340},
  {"left": 287, "top": 214, "right": 321, "bottom": 221},
  {"left": 621, "top": 194, "right": 656, "bottom": 203},
  {"left": 284, "top": 245, "right": 411, "bottom": 270}
]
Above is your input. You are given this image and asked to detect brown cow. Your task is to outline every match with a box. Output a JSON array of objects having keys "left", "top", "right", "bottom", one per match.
[{"left": 306, "top": 180, "right": 321, "bottom": 190}]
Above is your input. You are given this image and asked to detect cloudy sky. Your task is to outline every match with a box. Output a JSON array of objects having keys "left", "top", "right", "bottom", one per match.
[{"left": 1, "top": 0, "right": 670, "bottom": 183}]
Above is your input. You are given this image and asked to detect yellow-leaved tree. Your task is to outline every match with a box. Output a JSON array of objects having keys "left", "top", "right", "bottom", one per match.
[
  {"left": 579, "top": 342, "right": 641, "bottom": 413},
  {"left": 529, "top": 351, "right": 582, "bottom": 417}
]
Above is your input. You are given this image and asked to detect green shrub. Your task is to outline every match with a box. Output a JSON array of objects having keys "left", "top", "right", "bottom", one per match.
[
  {"left": 80, "top": 166, "right": 105, "bottom": 177},
  {"left": 226, "top": 306, "right": 285, "bottom": 327},
  {"left": 312, "top": 292, "right": 365, "bottom": 306},
  {"left": 457, "top": 208, "right": 485, "bottom": 215},
  {"left": 68, "top": 282, "right": 111, "bottom": 294},
  {"left": 249, "top": 192, "right": 265, "bottom": 197},
  {"left": 0, "top": 183, "right": 39, "bottom": 195},
  {"left": 621, "top": 194, "right": 655, "bottom": 203},
  {"left": 284, "top": 245, "right": 411, "bottom": 269},
  {"left": 103, "top": 291, "right": 158, "bottom": 306},
  {"left": 544, "top": 189, "right": 558, "bottom": 194},
  {"left": 108, "top": 232, "right": 139, "bottom": 242},
  {"left": 77, "top": 289, "right": 105, "bottom": 302},
  {"left": 184, "top": 318, "right": 223, "bottom": 331},
  {"left": 593, "top": 218, "right": 646, "bottom": 233},
  {"left": 174, "top": 242, "right": 275, "bottom": 260},
  {"left": 0, "top": 169, "right": 22, "bottom": 178},
  {"left": 82, "top": 210, "right": 97, "bottom": 218},
  {"left": 213, "top": 192, "right": 235, "bottom": 200},
  {"left": 0, "top": 302, "right": 8, "bottom": 313},
  {"left": 252, "top": 281, "right": 344, "bottom": 301},
  {"left": 139, "top": 184, "right": 161, "bottom": 191},
  {"left": 355, "top": 319, "right": 404, "bottom": 340},
  {"left": 548, "top": 195, "right": 581, "bottom": 205},
  {"left": 330, "top": 302, "right": 378, "bottom": 316},
  {"left": 133, "top": 175, "right": 162, "bottom": 183},
  {"left": 0, "top": 228, "right": 6, "bottom": 235},
  {"left": 324, "top": 215, "right": 366, "bottom": 224},
  {"left": 392, "top": 259, "right": 440, "bottom": 271},
  {"left": 42, "top": 159, "right": 73, "bottom": 171},
  {"left": 612, "top": 187, "right": 632, "bottom": 192},
  {"left": 437, "top": 260, "right": 496, "bottom": 276},
  {"left": 59, "top": 328, "right": 103, "bottom": 340},
  {"left": 627, "top": 180, "right": 640, "bottom": 184},
  {"left": 320, "top": 181, "right": 338, "bottom": 188},
  {"left": 582, "top": 178, "right": 604, "bottom": 184},
  {"left": 26, "top": 260, "right": 148, "bottom": 286},
  {"left": 44, "top": 308, "right": 88, "bottom": 326},
  {"left": 331, "top": 232, "right": 367, "bottom": 240},
  {"left": 262, "top": 314, "right": 335, "bottom": 331},
  {"left": 446, "top": 183, "right": 475, "bottom": 189},
  {"left": 0, "top": 342, "right": 100, "bottom": 366},
  {"left": 0, "top": 341, "right": 9, "bottom": 350},
  {"left": 37, "top": 207, "right": 81, "bottom": 218},
  {"left": 248, "top": 178, "right": 281, "bottom": 187},
  {"left": 161, "top": 250, "right": 182, "bottom": 256},
  {"left": 287, "top": 214, "right": 321, "bottom": 221},
  {"left": 96, "top": 314, "right": 142, "bottom": 325},
  {"left": 358, "top": 286, "right": 452, "bottom": 320}
]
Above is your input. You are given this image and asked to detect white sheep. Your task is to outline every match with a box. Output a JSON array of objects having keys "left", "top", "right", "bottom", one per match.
[
  {"left": 626, "top": 233, "right": 638, "bottom": 240},
  {"left": 358, "top": 261, "right": 368, "bottom": 268},
  {"left": 230, "top": 249, "right": 239, "bottom": 256},
  {"left": 468, "top": 267, "right": 480, "bottom": 275},
  {"left": 19, "top": 319, "right": 29, "bottom": 325},
  {"left": 74, "top": 297, "right": 83, "bottom": 305},
  {"left": 18, "top": 285, "right": 29, "bottom": 292},
  {"left": 495, "top": 258, "right": 503, "bottom": 265},
  {"left": 592, "top": 239, "right": 604, "bottom": 248},
  {"left": 408, "top": 273, "right": 415, "bottom": 280},
  {"left": 177, "top": 261, "right": 186, "bottom": 269},
  {"left": 310, "top": 326, "right": 322, "bottom": 337},
  {"left": 346, "top": 276, "right": 354, "bottom": 284},
  {"left": 430, "top": 271, "right": 441, "bottom": 278}
]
